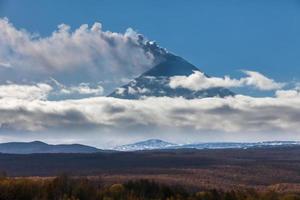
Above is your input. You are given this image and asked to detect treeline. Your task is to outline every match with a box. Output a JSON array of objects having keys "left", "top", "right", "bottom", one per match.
[{"left": 0, "top": 175, "right": 299, "bottom": 200}]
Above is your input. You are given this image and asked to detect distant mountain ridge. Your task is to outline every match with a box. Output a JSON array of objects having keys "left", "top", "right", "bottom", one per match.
[
  {"left": 0, "top": 141, "right": 101, "bottom": 154},
  {"left": 114, "top": 139, "right": 300, "bottom": 151},
  {"left": 1, "top": 140, "right": 300, "bottom": 154},
  {"left": 109, "top": 53, "right": 234, "bottom": 99},
  {"left": 114, "top": 139, "right": 177, "bottom": 151}
]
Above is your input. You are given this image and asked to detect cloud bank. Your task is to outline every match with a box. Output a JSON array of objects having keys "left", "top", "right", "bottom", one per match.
[
  {"left": 0, "top": 94, "right": 300, "bottom": 138},
  {"left": 169, "top": 70, "right": 285, "bottom": 91}
]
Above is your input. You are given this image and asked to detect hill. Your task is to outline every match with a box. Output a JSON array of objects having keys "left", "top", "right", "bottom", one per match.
[{"left": 0, "top": 141, "right": 101, "bottom": 154}]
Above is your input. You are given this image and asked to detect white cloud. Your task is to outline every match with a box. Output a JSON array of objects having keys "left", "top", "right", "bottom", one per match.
[
  {"left": 0, "top": 83, "right": 52, "bottom": 100},
  {"left": 169, "top": 70, "right": 284, "bottom": 91},
  {"left": 169, "top": 71, "right": 241, "bottom": 90},
  {"left": 48, "top": 78, "right": 104, "bottom": 97},
  {"left": 58, "top": 83, "right": 103, "bottom": 96},
  {"left": 0, "top": 81, "right": 104, "bottom": 103},
  {"left": 127, "top": 86, "right": 150, "bottom": 95},
  {"left": 0, "top": 18, "right": 155, "bottom": 84},
  {"left": 0, "top": 62, "right": 11, "bottom": 68},
  {"left": 276, "top": 89, "right": 300, "bottom": 98},
  {"left": 115, "top": 88, "right": 126, "bottom": 95},
  {"left": 0, "top": 95, "right": 300, "bottom": 136},
  {"left": 242, "top": 70, "right": 284, "bottom": 90}
]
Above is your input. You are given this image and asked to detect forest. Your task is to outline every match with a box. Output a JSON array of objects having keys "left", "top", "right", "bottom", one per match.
[{"left": 0, "top": 175, "right": 299, "bottom": 200}]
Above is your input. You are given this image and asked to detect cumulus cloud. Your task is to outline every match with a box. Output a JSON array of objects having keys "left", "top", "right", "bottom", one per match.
[
  {"left": 169, "top": 71, "right": 240, "bottom": 90},
  {"left": 242, "top": 70, "right": 285, "bottom": 90},
  {"left": 0, "top": 18, "right": 156, "bottom": 84},
  {"left": 169, "top": 70, "right": 284, "bottom": 91}
]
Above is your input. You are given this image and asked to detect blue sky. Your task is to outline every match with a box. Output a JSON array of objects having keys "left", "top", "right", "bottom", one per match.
[{"left": 1, "top": 0, "right": 299, "bottom": 82}]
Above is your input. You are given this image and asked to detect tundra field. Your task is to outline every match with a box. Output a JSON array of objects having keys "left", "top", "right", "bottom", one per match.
[{"left": 0, "top": 146, "right": 299, "bottom": 193}]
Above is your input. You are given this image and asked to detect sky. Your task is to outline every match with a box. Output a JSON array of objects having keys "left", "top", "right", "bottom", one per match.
[
  {"left": 1, "top": 0, "right": 300, "bottom": 81},
  {"left": 0, "top": 0, "right": 299, "bottom": 148}
]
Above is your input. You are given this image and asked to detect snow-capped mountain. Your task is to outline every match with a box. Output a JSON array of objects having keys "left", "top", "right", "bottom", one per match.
[
  {"left": 114, "top": 139, "right": 300, "bottom": 151},
  {"left": 181, "top": 141, "right": 300, "bottom": 149},
  {"left": 114, "top": 139, "right": 177, "bottom": 151},
  {"left": 109, "top": 47, "right": 234, "bottom": 99}
]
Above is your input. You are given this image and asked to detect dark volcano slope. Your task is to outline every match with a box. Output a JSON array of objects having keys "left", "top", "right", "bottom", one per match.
[{"left": 109, "top": 53, "right": 234, "bottom": 99}]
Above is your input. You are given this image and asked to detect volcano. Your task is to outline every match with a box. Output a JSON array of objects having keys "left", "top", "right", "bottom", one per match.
[{"left": 109, "top": 45, "right": 234, "bottom": 99}]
